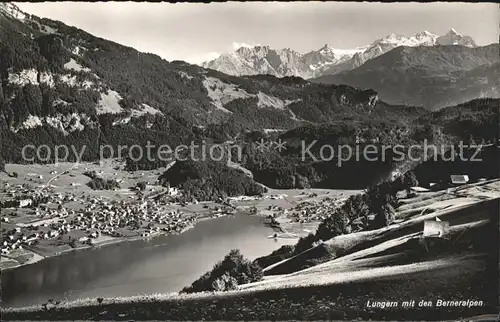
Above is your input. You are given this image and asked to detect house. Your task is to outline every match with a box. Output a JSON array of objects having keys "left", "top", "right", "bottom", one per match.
[
  {"left": 168, "top": 187, "right": 180, "bottom": 196},
  {"left": 450, "top": 175, "right": 469, "bottom": 185},
  {"left": 18, "top": 199, "right": 33, "bottom": 208}
]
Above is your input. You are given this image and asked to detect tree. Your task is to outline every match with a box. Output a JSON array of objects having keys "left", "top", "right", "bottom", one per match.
[
  {"left": 293, "top": 233, "right": 319, "bottom": 255},
  {"left": 181, "top": 249, "right": 263, "bottom": 293},
  {"left": 371, "top": 202, "right": 396, "bottom": 229},
  {"left": 211, "top": 272, "right": 238, "bottom": 292},
  {"left": 87, "top": 177, "right": 120, "bottom": 190},
  {"left": 315, "top": 210, "right": 350, "bottom": 241}
]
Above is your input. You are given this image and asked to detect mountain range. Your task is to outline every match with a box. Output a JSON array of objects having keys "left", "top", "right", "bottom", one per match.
[
  {"left": 201, "top": 29, "right": 477, "bottom": 79},
  {"left": 1, "top": 2, "right": 498, "bottom": 175},
  {"left": 201, "top": 27, "right": 497, "bottom": 110}
]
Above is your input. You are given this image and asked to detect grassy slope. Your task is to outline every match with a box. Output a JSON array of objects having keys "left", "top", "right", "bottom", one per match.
[{"left": 1, "top": 258, "right": 493, "bottom": 321}]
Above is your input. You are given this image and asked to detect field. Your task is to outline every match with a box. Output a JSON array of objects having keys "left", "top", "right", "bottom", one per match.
[{"left": 3, "top": 179, "right": 498, "bottom": 320}]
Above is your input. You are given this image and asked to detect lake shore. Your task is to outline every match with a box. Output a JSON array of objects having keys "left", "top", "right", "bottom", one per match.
[
  {"left": 1, "top": 209, "right": 303, "bottom": 308},
  {"left": 0, "top": 210, "right": 225, "bottom": 272}
]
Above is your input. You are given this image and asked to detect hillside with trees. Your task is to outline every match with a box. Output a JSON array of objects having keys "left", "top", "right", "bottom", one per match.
[
  {"left": 159, "top": 160, "right": 267, "bottom": 201},
  {"left": 250, "top": 170, "right": 421, "bottom": 274},
  {"left": 0, "top": 4, "right": 423, "bottom": 166}
]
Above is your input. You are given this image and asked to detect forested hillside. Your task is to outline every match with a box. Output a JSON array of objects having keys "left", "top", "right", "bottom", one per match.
[{"left": 1, "top": 4, "right": 497, "bottom": 192}]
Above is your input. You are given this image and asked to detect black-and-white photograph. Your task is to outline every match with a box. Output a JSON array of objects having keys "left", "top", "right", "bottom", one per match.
[{"left": 1, "top": 1, "right": 499, "bottom": 320}]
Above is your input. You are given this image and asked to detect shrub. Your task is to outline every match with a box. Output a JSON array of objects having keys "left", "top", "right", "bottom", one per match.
[
  {"left": 181, "top": 249, "right": 263, "bottom": 293},
  {"left": 254, "top": 244, "right": 295, "bottom": 268},
  {"left": 87, "top": 177, "right": 120, "bottom": 190},
  {"left": 370, "top": 202, "right": 396, "bottom": 229},
  {"left": 211, "top": 272, "right": 238, "bottom": 292},
  {"left": 83, "top": 170, "right": 98, "bottom": 179}
]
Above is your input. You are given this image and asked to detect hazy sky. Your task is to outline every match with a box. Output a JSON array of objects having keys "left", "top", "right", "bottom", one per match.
[{"left": 15, "top": 2, "right": 499, "bottom": 64}]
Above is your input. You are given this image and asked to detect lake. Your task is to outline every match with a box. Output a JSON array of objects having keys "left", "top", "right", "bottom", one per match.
[{"left": 1, "top": 214, "right": 298, "bottom": 307}]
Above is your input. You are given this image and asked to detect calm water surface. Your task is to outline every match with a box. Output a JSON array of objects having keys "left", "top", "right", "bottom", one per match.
[{"left": 2, "top": 214, "right": 297, "bottom": 307}]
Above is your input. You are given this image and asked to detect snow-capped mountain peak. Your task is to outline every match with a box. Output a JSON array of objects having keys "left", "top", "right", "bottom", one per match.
[
  {"left": 317, "top": 44, "right": 337, "bottom": 60},
  {"left": 415, "top": 31, "right": 436, "bottom": 39},
  {"left": 202, "top": 43, "right": 360, "bottom": 78},
  {"left": 319, "top": 44, "right": 333, "bottom": 52},
  {"left": 383, "top": 33, "right": 401, "bottom": 41},
  {"left": 417, "top": 30, "right": 433, "bottom": 36},
  {"left": 371, "top": 30, "right": 438, "bottom": 48},
  {"left": 353, "top": 30, "right": 439, "bottom": 68}
]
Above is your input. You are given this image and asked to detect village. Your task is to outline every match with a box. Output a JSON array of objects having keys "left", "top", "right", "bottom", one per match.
[
  {"left": 228, "top": 189, "right": 359, "bottom": 238},
  {"left": 0, "top": 162, "right": 241, "bottom": 269},
  {"left": 0, "top": 183, "right": 201, "bottom": 259}
]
